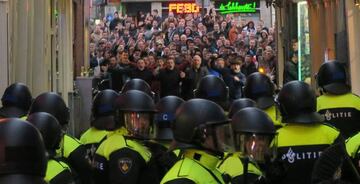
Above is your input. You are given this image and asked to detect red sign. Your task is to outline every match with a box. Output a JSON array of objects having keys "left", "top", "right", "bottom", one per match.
[{"left": 169, "top": 3, "right": 200, "bottom": 14}]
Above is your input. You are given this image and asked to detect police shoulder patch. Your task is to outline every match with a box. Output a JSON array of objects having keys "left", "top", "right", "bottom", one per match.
[{"left": 118, "top": 157, "right": 132, "bottom": 174}]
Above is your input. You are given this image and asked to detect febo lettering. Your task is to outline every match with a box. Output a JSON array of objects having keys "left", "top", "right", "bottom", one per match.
[{"left": 169, "top": 3, "right": 200, "bottom": 14}]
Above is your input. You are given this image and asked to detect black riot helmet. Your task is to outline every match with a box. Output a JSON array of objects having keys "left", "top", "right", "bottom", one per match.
[
  {"left": 228, "top": 98, "right": 257, "bottom": 118},
  {"left": 276, "top": 81, "right": 324, "bottom": 124},
  {"left": 155, "top": 96, "right": 185, "bottom": 141},
  {"left": 121, "top": 79, "right": 155, "bottom": 99},
  {"left": 244, "top": 72, "right": 275, "bottom": 109},
  {"left": 91, "top": 89, "right": 119, "bottom": 130},
  {"left": 116, "top": 90, "right": 157, "bottom": 139},
  {"left": 0, "top": 118, "right": 47, "bottom": 183},
  {"left": 194, "top": 75, "right": 229, "bottom": 109},
  {"left": 231, "top": 107, "right": 276, "bottom": 163},
  {"left": 27, "top": 112, "right": 63, "bottom": 157},
  {"left": 317, "top": 61, "right": 350, "bottom": 95},
  {"left": 0, "top": 83, "right": 32, "bottom": 118},
  {"left": 172, "top": 99, "right": 234, "bottom": 155},
  {"left": 28, "top": 92, "right": 70, "bottom": 127}
]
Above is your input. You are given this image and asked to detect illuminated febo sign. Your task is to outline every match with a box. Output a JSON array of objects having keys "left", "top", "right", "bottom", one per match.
[
  {"left": 169, "top": 3, "right": 200, "bottom": 14},
  {"left": 218, "top": 1, "right": 258, "bottom": 14}
]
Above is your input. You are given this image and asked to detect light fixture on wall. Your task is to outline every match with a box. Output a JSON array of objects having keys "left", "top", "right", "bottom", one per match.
[{"left": 355, "top": 0, "right": 360, "bottom": 7}]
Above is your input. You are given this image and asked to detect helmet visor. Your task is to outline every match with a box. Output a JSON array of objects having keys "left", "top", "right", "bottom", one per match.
[
  {"left": 236, "top": 133, "right": 277, "bottom": 163},
  {"left": 124, "top": 112, "right": 156, "bottom": 139},
  {"left": 203, "top": 122, "right": 235, "bottom": 153}
]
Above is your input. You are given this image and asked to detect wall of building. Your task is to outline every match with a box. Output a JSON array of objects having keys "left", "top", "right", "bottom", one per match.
[
  {"left": 345, "top": 1, "right": 360, "bottom": 95},
  {"left": 0, "top": 0, "right": 9, "bottom": 96}
]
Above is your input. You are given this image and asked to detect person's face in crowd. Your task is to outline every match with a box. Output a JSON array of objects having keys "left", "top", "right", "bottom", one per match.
[
  {"left": 220, "top": 35, "right": 226, "bottom": 42},
  {"left": 231, "top": 63, "right": 241, "bottom": 72},
  {"left": 152, "top": 20, "right": 158, "bottom": 28},
  {"left": 168, "top": 12, "right": 174, "bottom": 18},
  {"left": 245, "top": 55, "right": 252, "bottom": 64},
  {"left": 89, "top": 43, "right": 96, "bottom": 53},
  {"left": 114, "top": 12, "right": 119, "bottom": 19},
  {"left": 261, "top": 32, "right": 268, "bottom": 39},
  {"left": 194, "top": 37, "right": 202, "bottom": 45},
  {"left": 102, "top": 32, "right": 108, "bottom": 38},
  {"left": 269, "top": 28, "right": 275, "bottom": 35},
  {"left": 249, "top": 32, "right": 256, "bottom": 40},
  {"left": 109, "top": 57, "right": 117, "bottom": 67},
  {"left": 204, "top": 52, "right": 211, "bottom": 61},
  {"left": 133, "top": 51, "right": 141, "bottom": 60},
  {"left": 226, "top": 14, "right": 232, "bottom": 22},
  {"left": 224, "top": 40, "right": 231, "bottom": 47},
  {"left": 250, "top": 40, "right": 256, "bottom": 48},
  {"left": 249, "top": 22, "right": 254, "bottom": 28},
  {"left": 169, "top": 22, "right": 175, "bottom": 30},
  {"left": 197, "top": 23, "right": 204, "bottom": 30},
  {"left": 188, "top": 42, "right": 195, "bottom": 50},
  {"left": 221, "top": 21, "right": 227, "bottom": 29},
  {"left": 216, "top": 59, "right": 225, "bottom": 68},
  {"left": 157, "top": 59, "right": 165, "bottom": 69},
  {"left": 193, "top": 55, "right": 202, "bottom": 69},
  {"left": 242, "top": 30, "right": 247, "bottom": 37},
  {"left": 202, "top": 36, "right": 209, "bottom": 43},
  {"left": 95, "top": 26, "right": 101, "bottom": 34},
  {"left": 137, "top": 59, "right": 146, "bottom": 70},
  {"left": 292, "top": 42, "right": 298, "bottom": 51},
  {"left": 214, "top": 24, "right": 220, "bottom": 32},
  {"left": 231, "top": 20, "right": 236, "bottom": 27},
  {"left": 138, "top": 41, "right": 146, "bottom": 51},
  {"left": 169, "top": 44, "right": 177, "bottom": 51},
  {"left": 148, "top": 55, "right": 155, "bottom": 64},
  {"left": 216, "top": 40, "right": 223, "bottom": 48},
  {"left": 104, "top": 51, "right": 111, "bottom": 59},
  {"left": 180, "top": 35, "right": 187, "bottom": 43},
  {"left": 179, "top": 21, "right": 185, "bottom": 28},
  {"left": 101, "top": 64, "right": 109, "bottom": 72},
  {"left": 172, "top": 34, "right": 180, "bottom": 42},
  {"left": 99, "top": 42, "right": 106, "bottom": 50},
  {"left": 163, "top": 47, "right": 170, "bottom": 56},
  {"left": 152, "top": 10, "right": 158, "bottom": 17},
  {"left": 121, "top": 52, "right": 129, "bottom": 62},
  {"left": 268, "top": 35, "right": 274, "bottom": 42},
  {"left": 256, "top": 25, "right": 262, "bottom": 33},
  {"left": 185, "top": 29, "right": 192, "bottom": 36},
  {"left": 166, "top": 59, "right": 176, "bottom": 70},
  {"left": 130, "top": 23, "right": 136, "bottom": 29},
  {"left": 186, "top": 21, "right": 193, "bottom": 28},
  {"left": 264, "top": 50, "right": 274, "bottom": 61}
]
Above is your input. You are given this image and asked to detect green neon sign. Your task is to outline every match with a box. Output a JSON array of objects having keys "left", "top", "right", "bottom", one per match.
[{"left": 219, "top": 2, "right": 257, "bottom": 14}]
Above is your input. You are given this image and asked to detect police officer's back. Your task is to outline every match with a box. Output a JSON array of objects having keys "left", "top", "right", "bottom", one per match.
[
  {"left": 275, "top": 81, "right": 341, "bottom": 184},
  {"left": 161, "top": 99, "right": 234, "bottom": 184},
  {"left": 0, "top": 83, "right": 32, "bottom": 118},
  {"left": 93, "top": 90, "right": 159, "bottom": 184},
  {"left": 0, "top": 118, "right": 47, "bottom": 184},
  {"left": 316, "top": 61, "right": 360, "bottom": 138},
  {"left": 27, "top": 112, "right": 75, "bottom": 184},
  {"left": 218, "top": 107, "right": 274, "bottom": 184},
  {"left": 145, "top": 96, "right": 185, "bottom": 176},
  {"left": 80, "top": 89, "right": 119, "bottom": 162},
  {"left": 244, "top": 72, "right": 282, "bottom": 128},
  {"left": 28, "top": 92, "right": 91, "bottom": 183}
]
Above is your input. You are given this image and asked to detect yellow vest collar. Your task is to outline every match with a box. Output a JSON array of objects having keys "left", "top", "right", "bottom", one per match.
[{"left": 184, "top": 150, "right": 220, "bottom": 170}]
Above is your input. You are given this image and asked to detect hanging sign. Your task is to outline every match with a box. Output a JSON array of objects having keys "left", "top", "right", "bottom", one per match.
[
  {"left": 168, "top": 3, "right": 200, "bottom": 14},
  {"left": 219, "top": 1, "right": 257, "bottom": 14}
]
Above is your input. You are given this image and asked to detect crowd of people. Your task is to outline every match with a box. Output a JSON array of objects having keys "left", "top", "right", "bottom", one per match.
[{"left": 89, "top": 9, "right": 277, "bottom": 101}]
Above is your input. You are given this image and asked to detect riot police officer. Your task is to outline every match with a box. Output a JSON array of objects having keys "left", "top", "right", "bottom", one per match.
[
  {"left": 227, "top": 98, "right": 257, "bottom": 118},
  {"left": 80, "top": 89, "right": 120, "bottom": 162},
  {"left": 194, "top": 75, "right": 230, "bottom": 110},
  {"left": 145, "top": 95, "right": 185, "bottom": 176},
  {"left": 27, "top": 112, "right": 75, "bottom": 184},
  {"left": 218, "top": 107, "right": 274, "bottom": 184},
  {"left": 28, "top": 92, "right": 91, "bottom": 183},
  {"left": 0, "top": 83, "right": 32, "bottom": 118},
  {"left": 275, "top": 81, "right": 341, "bottom": 184},
  {"left": 93, "top": 90, "right": 160, "bottom": 184},
  {"left": 244, "top": 72, "right": 282, "bottom": 128},
  {"left": 316, "top": 61, "right": 360, "bottom": 138},
  {"left": 0, "top": 118, "right": 47, "bottom": 184},
  {"left": 161, "top": 99, "right": 234, "bottom": 184}
]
